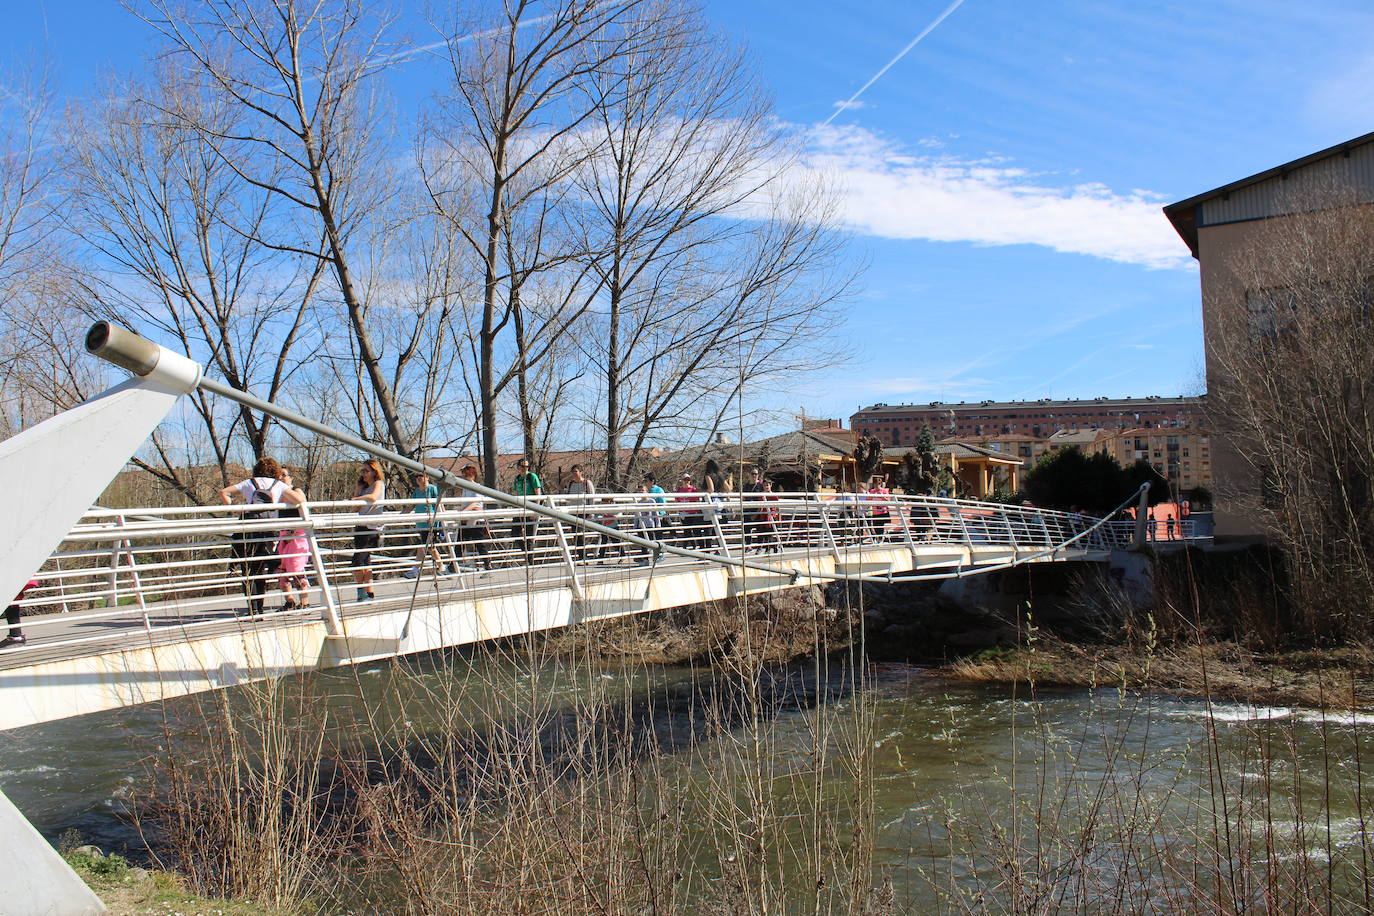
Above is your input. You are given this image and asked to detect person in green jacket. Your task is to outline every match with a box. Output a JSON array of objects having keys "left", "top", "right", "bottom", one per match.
[{"left": 511, "top": 457, "right": 543, "bottom": 556}]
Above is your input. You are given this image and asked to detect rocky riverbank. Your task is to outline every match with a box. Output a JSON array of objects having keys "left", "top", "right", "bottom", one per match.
[
  {"left": 940, "top": 638, "right": 1374, "bottom": 709},
  {"left": 540, "top": 586, "right": 856, "bottom": 666},
  {"left": 543, "top": 555, "right": 1374, "bottom": 711}
]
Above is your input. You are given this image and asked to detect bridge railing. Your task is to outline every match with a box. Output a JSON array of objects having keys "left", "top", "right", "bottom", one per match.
[
  {"left": 1104, "top": 518, "right": 1206, "bottom": 543},
  {"left": 4, "top": 492, "right": 1134, "bottom": 657}
]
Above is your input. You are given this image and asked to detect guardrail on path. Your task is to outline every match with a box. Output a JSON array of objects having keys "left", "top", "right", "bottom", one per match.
[{"left": 4, "top": 491, "right": 1143, "bottom": 659}]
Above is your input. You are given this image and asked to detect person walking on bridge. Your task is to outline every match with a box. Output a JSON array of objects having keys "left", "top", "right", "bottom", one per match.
[
  {"left": 674, "top": 473, "right": 704, "bottom": 549},
  {"left": 743, "top": 468, "right": 779, "bottom": 553},
  {"left": 633, "top": 475, "right": 666, "bottom": 565},
  {"left": 563, "top": 465, "right": 596, "bottom": 562},
  {"left": 1, "top": 578, "right": 39, "bottom": 648},
  {"left": 407, "top": 471, "right": 455, "bottom": 579},
  {"left": 456, "top": 465, "right": 494, "bottom": 571},
  {"left": 510, "top": 457, "right": 543, "bottom": 558},
  {"left": 219, "top": 458, "right": 305, "bottom": 614},
  {"left": 351, "top": 459, "right": 386, "bottom": 602}
]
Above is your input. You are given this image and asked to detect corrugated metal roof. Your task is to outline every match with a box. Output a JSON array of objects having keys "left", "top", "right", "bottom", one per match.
[
  {"left": 1199, "top": 144, "right": 1374, "bottom": 226},
  {"left": 1164, "top": 130, "right": 1374, "bottom": 255}
]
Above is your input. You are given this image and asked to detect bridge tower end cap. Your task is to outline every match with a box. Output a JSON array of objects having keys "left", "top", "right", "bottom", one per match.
[{"left": 86, "top": 322, "right": 202, "bottom": 394}]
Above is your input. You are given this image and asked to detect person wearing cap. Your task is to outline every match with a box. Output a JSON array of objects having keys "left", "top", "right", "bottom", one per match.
[
  {"left": 674, "top": 473, "right": 703, "bottom": 549},
  {"left": 510, "top": 457, "right": 543, "bottom": 556}
]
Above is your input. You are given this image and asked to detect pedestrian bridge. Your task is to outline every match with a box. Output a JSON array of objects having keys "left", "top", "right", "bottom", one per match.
[{"left": 0, "top": 491, "right": 1186, "bottom": 730}]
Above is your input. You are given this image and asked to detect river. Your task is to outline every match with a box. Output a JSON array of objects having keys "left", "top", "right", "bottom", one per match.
[{"left": 2, "top": 647, "right": 1370, "bottom": 912}]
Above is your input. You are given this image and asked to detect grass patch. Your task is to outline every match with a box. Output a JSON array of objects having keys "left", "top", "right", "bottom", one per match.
[{"left": 64, "top": 850, "right": 296, "bottom": 916}]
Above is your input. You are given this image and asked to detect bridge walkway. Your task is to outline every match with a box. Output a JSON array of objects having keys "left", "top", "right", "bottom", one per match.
[{"left": 0, "top": 491, "right": 1176, "bottom": 730}]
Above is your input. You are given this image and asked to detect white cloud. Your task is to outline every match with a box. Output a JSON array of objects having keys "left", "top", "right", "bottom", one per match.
[
  {"left": 832, "top": 99, "right": 869, "bottom": 112},
  {"left": 792, "top": 125, "right": 1194, "bottom": 270}
]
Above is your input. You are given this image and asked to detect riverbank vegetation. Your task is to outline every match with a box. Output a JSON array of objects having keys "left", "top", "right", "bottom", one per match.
[
  {"left": 1207, "top": 191, "right": 1374, "bottom": 644},
  {"left": 131, "top": 588, "right": 886, "bottom": 915},
  {"left": 928, "top": 542, "right": 1374, "bottom": 709},
  {"left": 12, "top": 550, "right": 1350, "bottom": 915},
  {"left": 63, "top": 844, "right": 283, "bottom": 916}
]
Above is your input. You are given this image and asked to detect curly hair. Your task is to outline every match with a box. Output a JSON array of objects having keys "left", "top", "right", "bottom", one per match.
[{"left": 252, "top": 457, "right": 282, "bottom": 479}]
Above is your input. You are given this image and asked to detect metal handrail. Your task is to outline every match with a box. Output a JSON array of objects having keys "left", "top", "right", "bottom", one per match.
[{"left": 0, "top": 489, "right": 1164, "bottom": 658}]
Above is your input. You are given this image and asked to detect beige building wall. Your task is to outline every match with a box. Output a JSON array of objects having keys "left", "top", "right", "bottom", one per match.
[{"left": 1195, "top": 220, "right": 1278, "bottom": 538}]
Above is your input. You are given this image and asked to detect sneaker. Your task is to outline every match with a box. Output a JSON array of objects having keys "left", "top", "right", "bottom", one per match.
[
  {"left": 403, "top": 568, "right": 419, "bottom": 579},
  {"left": 0, "top": 635, "right": 25, "bottom": 649}
]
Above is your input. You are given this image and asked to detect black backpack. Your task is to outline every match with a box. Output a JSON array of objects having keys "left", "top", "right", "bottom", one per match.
[{"left": 244, "top": 477, "right": 280, "bottom": 521}]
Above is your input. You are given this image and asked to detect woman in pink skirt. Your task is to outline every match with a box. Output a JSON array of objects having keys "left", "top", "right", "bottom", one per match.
[{"left": 276, "top": 500, "right": 310, "bottom": 610}]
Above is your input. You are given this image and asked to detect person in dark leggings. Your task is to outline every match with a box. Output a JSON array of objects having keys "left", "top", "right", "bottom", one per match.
[
  {"left": 510, "top": 457, "right": 544, "bottom": 558},
  {"left": 218, "top": 457, "right": 305, "bottom": 615},
  {"left": 456, "top": 465, "right": 494, "bottom": 571},
  {"left": 1, "top": 579, "right": 38, "bottom": 648}
]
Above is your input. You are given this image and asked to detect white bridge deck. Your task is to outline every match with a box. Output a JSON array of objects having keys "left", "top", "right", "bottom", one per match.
[{"left": 0, "top": 492, "right": 1184, "bottom": 730}]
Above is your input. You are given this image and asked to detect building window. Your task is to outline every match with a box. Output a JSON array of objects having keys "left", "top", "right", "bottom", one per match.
[{"left": 1245, "top": 286, "right": 1297, "bottom": 341}]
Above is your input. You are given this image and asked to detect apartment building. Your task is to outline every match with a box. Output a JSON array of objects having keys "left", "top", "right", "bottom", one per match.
[
  {"left": 935, "top": 425, "right": 1212, "bottom": 494},
  {"left": 851, "top": 395, "right": 1204, "bottom": 448}
]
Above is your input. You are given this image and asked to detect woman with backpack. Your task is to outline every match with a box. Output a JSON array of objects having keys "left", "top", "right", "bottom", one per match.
[{"left": 218, "top": 457, "right": 305, "bottom": 614}]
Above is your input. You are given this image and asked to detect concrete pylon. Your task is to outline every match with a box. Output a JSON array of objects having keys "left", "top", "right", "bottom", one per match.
[{"left": 0, "top": 787, "right": 105, "bottom": 914}]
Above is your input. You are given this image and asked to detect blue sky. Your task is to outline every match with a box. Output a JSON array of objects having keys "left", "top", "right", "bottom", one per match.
[{"left": 7, "top": 0, "right": 1374, "bottom": 425}]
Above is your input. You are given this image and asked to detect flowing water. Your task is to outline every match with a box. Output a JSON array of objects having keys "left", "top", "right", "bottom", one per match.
[{"left": 2, "top": 648, "right": 1371, "bottom": 911}]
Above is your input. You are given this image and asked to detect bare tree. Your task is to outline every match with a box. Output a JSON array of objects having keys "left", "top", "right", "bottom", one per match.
[
  {"left": 1208, "top": 188, "right": 1374, "bottom": 637},
  {"left": 67, "top": 69, "right": 322, "bottom": 497},
  {"left": 567, "top": 6, "right": 851, "bottom": 485},
  {"left": 0, "top": 64, "right": 95, "bottom": 437},
  {"left": 131, "top": 0, "right": 418, "bottom": 457},
  {"left": 421, "top": 0, "right": 649, "bottom": 484}
]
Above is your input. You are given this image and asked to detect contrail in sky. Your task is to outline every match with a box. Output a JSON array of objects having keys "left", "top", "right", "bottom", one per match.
[
  {"left": 378, "top": 0, "right": 624, "bottom": 67},
  {"left": 822, "top": 0, "right": 966, "bottom": 126}
]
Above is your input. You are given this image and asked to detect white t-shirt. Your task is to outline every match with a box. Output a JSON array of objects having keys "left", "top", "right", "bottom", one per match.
[{"left": 234, "top": 476, "right": 289, "bottom": 505}]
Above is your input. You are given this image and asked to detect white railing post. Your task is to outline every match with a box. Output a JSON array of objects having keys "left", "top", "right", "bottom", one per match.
[
  {"left": 53, "top": 554, "right": 70, "bottom": 615},
  {"left": 121, "top": 542, "right": 150, "bottom": 635},
  {"left": 106, "top": 515, "right": 124, "bottom": 610},
  {"left": 110, "top": 514, "right": 152, "bottom": 632},
  {"left": 300, "top": 504, "right": 344, "bottom": 636},
  {"left": 816, "top": 496, "right": 842, "bottom": 561},
  {"left": 551, "top": 516, "right": 585, "bottom": 600},
  {"left": 952, "top": 504, "right": 972, "bottom": 549},
  {"left": 897, "top": 497, "right": 917, "bottom": 557},
  {"left": 709, "top": 501, "right": 730, "bottom": 554}
]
